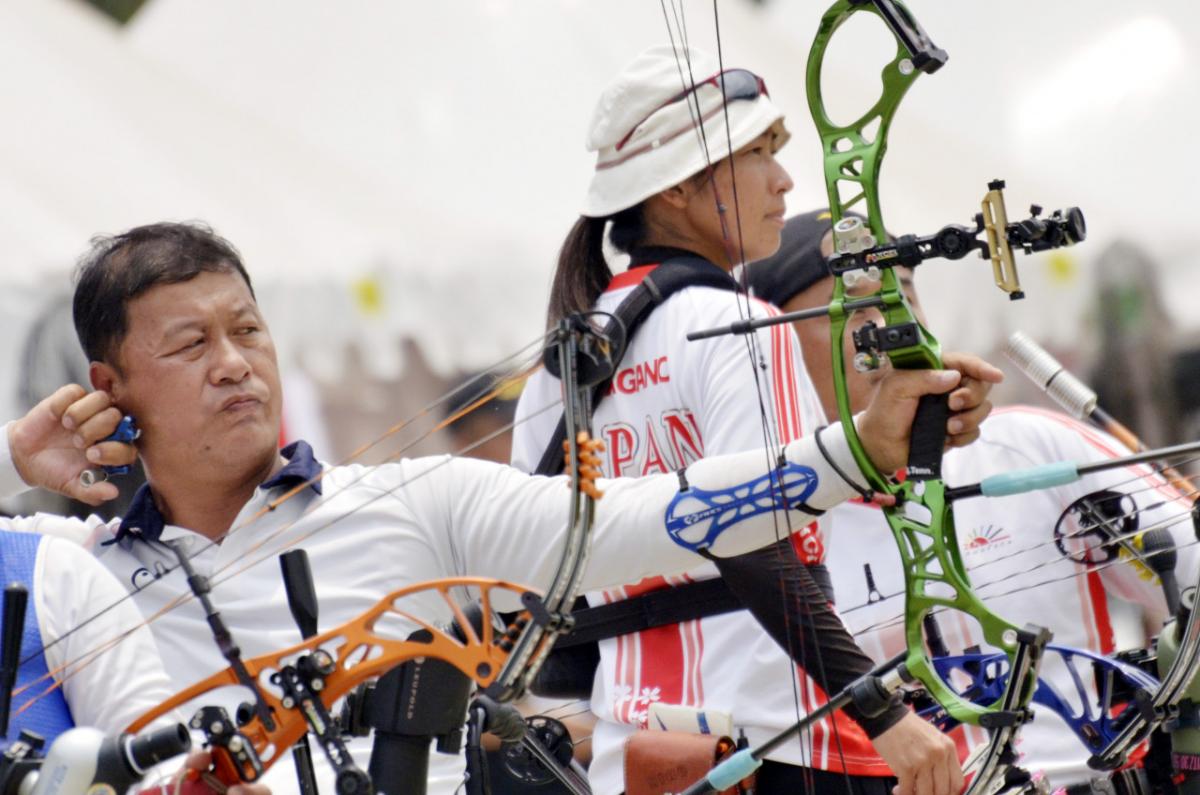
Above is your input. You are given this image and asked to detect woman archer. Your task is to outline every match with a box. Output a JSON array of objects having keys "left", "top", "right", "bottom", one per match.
[{"left": 511, "top": 45, "right": 989, "bottom": 795}]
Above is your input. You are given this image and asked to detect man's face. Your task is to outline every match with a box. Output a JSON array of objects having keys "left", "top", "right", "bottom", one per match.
[
  {"left": 101, "top": 270, "right": 283, "bottom": 481},
  {"left": 783, "top": 236, "right": 921, "bottom": 420}
]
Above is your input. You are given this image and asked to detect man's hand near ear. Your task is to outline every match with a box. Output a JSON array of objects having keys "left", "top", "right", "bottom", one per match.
[{"left": 7, "top": 384, "right": 137, "bottom": 505}]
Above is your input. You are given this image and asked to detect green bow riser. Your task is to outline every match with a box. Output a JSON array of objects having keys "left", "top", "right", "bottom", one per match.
[{"left": 808, "top": 0, "right": 1038, "bottom": 727}]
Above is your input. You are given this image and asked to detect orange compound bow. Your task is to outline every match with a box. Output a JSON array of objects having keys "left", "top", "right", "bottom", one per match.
[{"left": 126, "top": 577, "right": 544, "bottom": 787}]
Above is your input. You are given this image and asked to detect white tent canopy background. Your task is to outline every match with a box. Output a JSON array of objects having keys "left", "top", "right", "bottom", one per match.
[
  {"left": 1, "top": 0, "right": 1196, "bottom": 427},
  {"left": 126, "top": 0, "right": 1200, "bottom": 344}
]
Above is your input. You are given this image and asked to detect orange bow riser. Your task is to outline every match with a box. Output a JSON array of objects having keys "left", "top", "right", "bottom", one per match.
[{"left": 127, "top": 577, "right": 544, "bottom": 785}]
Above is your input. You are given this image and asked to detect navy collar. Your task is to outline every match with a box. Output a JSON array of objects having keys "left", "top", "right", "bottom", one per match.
[
  {"left": 109, "top": 441, "right": 323, "bottom": 549},
  {"left": 263, "top": 441, "right": 324, "bottom": 496}
]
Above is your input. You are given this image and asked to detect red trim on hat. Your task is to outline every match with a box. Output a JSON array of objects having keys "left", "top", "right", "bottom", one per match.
[
  {"left": 596, "top": 105, "right": 728, "bottom": 170},
  {"left": 605, "top": 265, "right": 658, "bottom": 293}
]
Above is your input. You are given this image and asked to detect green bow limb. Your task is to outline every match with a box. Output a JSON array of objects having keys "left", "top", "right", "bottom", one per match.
[
  {"left": 807, "top": 0, "right": 1044, "bottom": 735},
  {"left": 806, "top": 0, "right": 945, "bottom": 247}
]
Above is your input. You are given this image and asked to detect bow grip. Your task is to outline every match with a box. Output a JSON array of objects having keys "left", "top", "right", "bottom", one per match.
[{"left": 907, "top": 392, "right": 949, "bottom": 480}]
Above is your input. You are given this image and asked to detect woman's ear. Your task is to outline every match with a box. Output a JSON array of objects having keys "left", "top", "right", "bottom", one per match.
[{"left": 655, "top": 181, "right": 693, "bottom": 211}]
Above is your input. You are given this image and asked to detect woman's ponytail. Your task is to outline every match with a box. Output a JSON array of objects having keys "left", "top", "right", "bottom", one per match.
[{"left": 546, "top": 206, "right": 645, "bottom": 328}]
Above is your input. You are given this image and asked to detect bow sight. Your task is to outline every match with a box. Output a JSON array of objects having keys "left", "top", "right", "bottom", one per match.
[
  {"left": 842, "top": 180, "right": 1086, "bottom": 376},
  {"left": 829, "top": 181, "right": 1086, "bottom": 302}
]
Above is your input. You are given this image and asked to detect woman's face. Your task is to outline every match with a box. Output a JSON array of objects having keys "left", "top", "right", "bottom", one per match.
[{"left": 684, "top": 130, "right": 794, "bottom": 265}]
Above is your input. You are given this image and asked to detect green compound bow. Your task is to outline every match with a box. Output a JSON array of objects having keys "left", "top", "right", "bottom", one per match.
[
  {"left": 685, "top": 2, "right": 1085, "bottom": 791},
  {"left": 810, "top": 0, "right": 1033, "bottom": 724},
  {"left": 809, "top": 1, "right": 1084, "bottom": 790}
]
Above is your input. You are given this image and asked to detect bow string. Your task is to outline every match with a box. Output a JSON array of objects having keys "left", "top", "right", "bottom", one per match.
[{"left": 660, "top": 0, "right": 879, "bottom": 788}]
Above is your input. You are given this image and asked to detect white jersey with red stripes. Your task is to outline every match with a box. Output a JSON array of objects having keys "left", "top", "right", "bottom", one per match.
[
  {"left": 826, "top": 405, "right": 1197, "bottom": 787},
  {"left": 513, "top": 266, "right": 881, "bottom": 794}
]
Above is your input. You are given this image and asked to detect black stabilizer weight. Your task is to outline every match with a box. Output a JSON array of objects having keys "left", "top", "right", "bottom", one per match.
[
  {"left": 280, "top": 550, "right": 320, "bottom": 640},
  {"left": 128, "top": 723, "right": 192, "bottom": 769},
  {"left": 335, "top": 768, "right": 373, "bottom": 795},
  {"left": 0, "top": 585, "right": 28, "bottom": 738}
]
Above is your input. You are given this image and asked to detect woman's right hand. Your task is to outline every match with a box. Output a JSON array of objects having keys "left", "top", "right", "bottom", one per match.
[
  {"left": 7, "top": 384, "right": 136, "bottom": 504},
  {"left": 857, "top": 352, "right": 1002, "bottom": 474}
]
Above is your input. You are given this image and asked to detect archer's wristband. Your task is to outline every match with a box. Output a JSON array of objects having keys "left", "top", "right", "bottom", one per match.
[{"left": 812, "top": 424, "right": 872, "bottom": 499}]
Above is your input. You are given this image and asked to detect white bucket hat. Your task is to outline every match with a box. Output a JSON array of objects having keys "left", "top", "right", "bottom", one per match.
[{"left": 582, "top": 44, "right": 789, "bottom": 218}]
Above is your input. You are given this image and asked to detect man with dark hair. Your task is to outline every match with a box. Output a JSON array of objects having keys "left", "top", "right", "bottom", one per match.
[
  {"left": 73, "top": 223, "right": 255, "bottom": 365},
  {"left": 0, "top": 221, "right": 996, "bottom": 795}
]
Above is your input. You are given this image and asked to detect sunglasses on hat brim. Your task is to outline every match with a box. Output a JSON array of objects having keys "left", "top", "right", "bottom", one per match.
[{"left": 614, "top": 68, "right": 770, "bottom": 153}]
